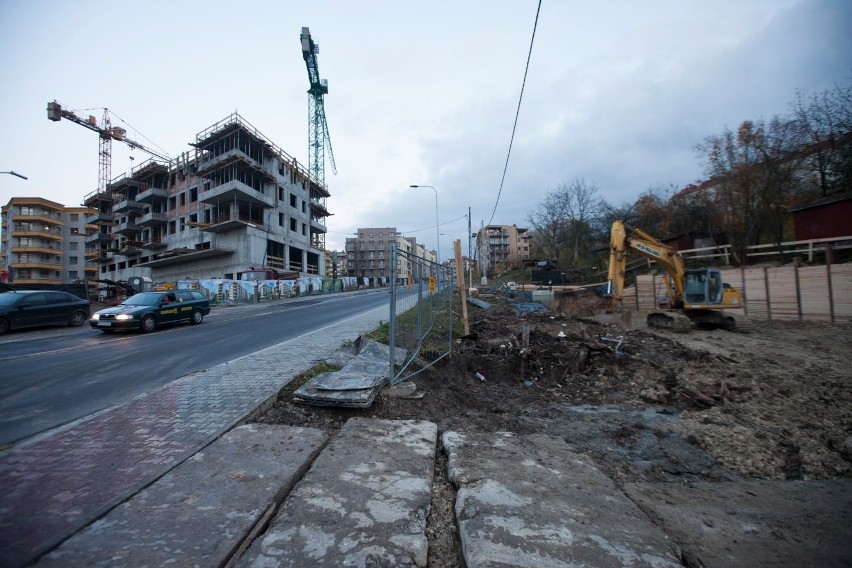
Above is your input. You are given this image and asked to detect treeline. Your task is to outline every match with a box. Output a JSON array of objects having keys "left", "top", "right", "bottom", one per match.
[{"left": 527, "top": 84, "right": 852, "bottom": 268}]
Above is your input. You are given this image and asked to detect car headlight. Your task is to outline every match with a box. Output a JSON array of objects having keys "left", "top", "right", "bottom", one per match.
[
  {"left": 115, "top": 314, "right": 133, "bottom": 321},
  {"left": 91, "top": 313, "right": 100, "bottom": 321}
]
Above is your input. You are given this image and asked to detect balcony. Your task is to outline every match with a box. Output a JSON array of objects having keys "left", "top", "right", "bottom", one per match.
[
  {"left": 200, "top": 214, "right": 266, "bottom": 234},
  {"left": 199, "top": 179, "right": 274, "bottom": 208},
  {"left": 141, "top": 237, "right": 167, "bottom": 249},
  {"left": 86, "top": 232, "right": 114, "bottom": 244},
  {"left": 12, "top": 214, "right": 64, "bottom": 226},
  {"left": 11, "top": 245, "right": 62, "bottom": 255},
  {"left": 11, "top": 261, "right": 63, "bottom": 271},
  {"left": 83, "top": 264, "right": 98, "bottom": 273},
  {"left": 113, "top": 221, "right": 139, "bottom": 235},
  {"left": 113, "top": 199, "right": 144, "bottom": 214},
  {"left": 87, "top": 211, "right": 115, "bottom": 224},
  {"left": 138, "top": 212, "right": 168, "bottom": 227},
  {"left": 137, "top": 187, "right": 168, "bottom": 203},
  {"left": 11, "top": 227, "right": 63, "bottom": 240}
]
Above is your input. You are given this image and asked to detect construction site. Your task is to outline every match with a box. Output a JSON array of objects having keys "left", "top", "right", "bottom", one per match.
[{"left": 40, "top": 28, "right": 335, "bottom": 294}]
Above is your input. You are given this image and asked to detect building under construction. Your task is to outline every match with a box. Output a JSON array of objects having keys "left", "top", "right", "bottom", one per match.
[{"left": 84, "top": 112, "right": 331, "bottom": 284}]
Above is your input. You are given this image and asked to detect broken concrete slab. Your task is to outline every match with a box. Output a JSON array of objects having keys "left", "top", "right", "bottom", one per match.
[
  {"left": 294, "top": 341, "right": 406, "bottom": 408},
  {"left": 237, "top": 418, "right": 438, "bottom": 568},
  {"left": 442, "top": 430, "right": 682, "bottom": 567},
  {"left": 623, "top": 479, "right": 852, "bottom": 568},
  {"left": 36, "top": 424, "right": 327, "bottom": 568}
]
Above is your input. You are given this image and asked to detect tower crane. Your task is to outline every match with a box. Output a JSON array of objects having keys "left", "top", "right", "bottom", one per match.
[
  {"left": 300, "top": 27, "right": 337, "bottom": 190},
  {"left": 46, "top": 100, "right": 170, "bottom": 196}
]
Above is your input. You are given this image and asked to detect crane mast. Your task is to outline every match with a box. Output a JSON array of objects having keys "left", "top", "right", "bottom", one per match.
[
  {"left": 300, "top": 27, "right": 337, "bottom": 191},
  {"left": 47, "top": 100, "right": 170, "bottom": 195}
]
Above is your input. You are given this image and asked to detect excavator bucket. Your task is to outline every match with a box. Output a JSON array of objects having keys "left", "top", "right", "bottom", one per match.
[{"left": 592, "top": 309, "right": 632, "bottom": 329}]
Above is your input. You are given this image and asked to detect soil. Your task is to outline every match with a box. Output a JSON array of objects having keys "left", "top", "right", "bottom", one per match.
[{"left": 256, "top": 289, "right": 852, "bottom": 567}]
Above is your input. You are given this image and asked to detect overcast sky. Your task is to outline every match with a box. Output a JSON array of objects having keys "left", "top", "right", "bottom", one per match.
[{"left": 1, "top": 0, "right": 850, "bottom": 260}]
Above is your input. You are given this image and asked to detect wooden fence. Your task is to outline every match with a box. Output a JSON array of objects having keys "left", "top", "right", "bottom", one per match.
[{"left": 634, "top": 263, "right": 852, "bottom": 322}]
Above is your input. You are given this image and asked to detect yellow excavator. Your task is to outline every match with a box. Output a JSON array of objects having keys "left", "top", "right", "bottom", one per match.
[{"left": 606, "top": 220, "right": 750, "bottom": 332}]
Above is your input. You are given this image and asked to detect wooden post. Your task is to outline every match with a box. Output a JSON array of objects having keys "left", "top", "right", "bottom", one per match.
[
  {"left": 793, "top": 256, "right": 803, "bottom": 320},
  {"left": 454, "top": 240, "right": 470, "bottom": 335},
  {"left": 764, "top": 267, "right": 772, "bottom": 321},
  {"left": 826, "top": 243, "right": 835, "bottom": 323},
  {"left": 740, "top": 265, "right": 748, "bottom": 317}
]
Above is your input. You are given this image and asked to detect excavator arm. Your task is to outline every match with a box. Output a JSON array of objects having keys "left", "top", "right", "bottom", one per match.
[{"left": 607, "top": 220, "right": 686, "bottom": 311}]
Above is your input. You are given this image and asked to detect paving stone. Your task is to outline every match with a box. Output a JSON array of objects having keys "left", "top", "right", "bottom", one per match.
[
  {"left": 238, "top": 418, "right": 437, "bottom": 568},
  {"left": 35, "top": 424, "right": 327, "bottom": 568},
  {"left": 0, "top": 301, "right": 389, "bottom": 568},
  {"left": 442, "top": 430, "right": 682, "bottom": 568}
]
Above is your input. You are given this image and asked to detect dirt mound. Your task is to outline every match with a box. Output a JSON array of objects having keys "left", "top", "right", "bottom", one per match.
[{"left": 260, "top": 293, "right": 852, "bottom": 484}]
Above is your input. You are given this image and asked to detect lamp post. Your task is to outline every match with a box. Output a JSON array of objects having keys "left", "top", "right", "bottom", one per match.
[
  {"left": 409, "top": 184, "right": 439, "bottom": 266},
  {"left": 1, "top": 171, "right": 28, "bottom": 180}
]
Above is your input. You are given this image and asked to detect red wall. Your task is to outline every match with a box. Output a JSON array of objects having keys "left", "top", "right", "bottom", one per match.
[{"left": 793, "top": 199, "right": 852, "bottom": 240}]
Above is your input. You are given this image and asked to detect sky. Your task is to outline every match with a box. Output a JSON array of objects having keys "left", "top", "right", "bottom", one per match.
[{"left": 1, "top": 0, "right": 850, "bottom": 261}]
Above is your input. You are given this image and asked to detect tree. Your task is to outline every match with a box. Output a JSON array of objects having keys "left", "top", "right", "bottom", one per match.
[
  {"left": 527, "top": 179, "right": 604, "bottom": 267},
  {"left": 696, "top": 117, "right": 802, "bottom": 263},
  {"left": 790, "top": 84, "right": 852, "bottom": 196}
]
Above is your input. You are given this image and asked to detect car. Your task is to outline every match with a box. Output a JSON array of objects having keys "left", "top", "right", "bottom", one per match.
[
  {"left": 90, "top": 290, "right": 211, "bottom": 333},
  {"left": 0, "top": 290, "right": 91, "bottom": 336}
]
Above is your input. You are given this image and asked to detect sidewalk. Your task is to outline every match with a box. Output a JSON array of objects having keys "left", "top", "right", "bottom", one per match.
[{"left": 0, "top": 302, "right": 389, "bottom": 568}]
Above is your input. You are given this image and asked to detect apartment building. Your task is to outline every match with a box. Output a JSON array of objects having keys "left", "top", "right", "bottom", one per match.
[
  {"left": 476, "top": 224, "right": 531, "bottom": 274},
  {"left": 82, "top": 112, "right": 330, "bottom": 284},
  {"left": 345, "top": 227, "right": 436, "bottom": 280},
  {"left": 0, "top": 197, "right": 96, "bottom": 285}
]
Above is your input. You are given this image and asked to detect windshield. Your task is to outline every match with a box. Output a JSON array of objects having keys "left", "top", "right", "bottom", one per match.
[
  {"left": 121, "top": 292, "right": 165, "bottom": 306},
  {"left": 0, "top": 293, "right": 24, "bottom": 306}
]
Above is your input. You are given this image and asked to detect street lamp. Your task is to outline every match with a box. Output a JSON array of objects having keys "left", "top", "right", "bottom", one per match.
[
  {"left": 1, "top": 171, "right": 28, "bottom": 180},
  {"left": 409, "top": 184, "right": 439, "bottom": 265}
]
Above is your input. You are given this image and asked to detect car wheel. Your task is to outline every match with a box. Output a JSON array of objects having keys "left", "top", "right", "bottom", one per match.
[
  {"left": 140, "top": 314, "right": 157, "bottom": 333},
  {"left": 68, "top": 310, "right": 88, "bottom": 327},
  {"left": 190, "top": 309, "right": 204, "bottom": 325},
  {"left": 0, "top": 318, "right": 8, "bottom": 336}
]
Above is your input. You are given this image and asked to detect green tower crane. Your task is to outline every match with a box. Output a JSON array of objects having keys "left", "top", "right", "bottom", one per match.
[{"left": 300, "top": 27, "right": 337, "bottom": 191}]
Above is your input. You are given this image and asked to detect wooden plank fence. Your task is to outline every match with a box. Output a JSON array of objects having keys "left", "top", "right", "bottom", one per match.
[{"left": 635, "top": 263, "right": 852, "bottom": 322}]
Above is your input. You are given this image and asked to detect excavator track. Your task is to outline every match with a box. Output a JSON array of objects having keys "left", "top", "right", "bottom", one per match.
[{"left": 646, "top": 311, "right": 693, "bottom": 333}]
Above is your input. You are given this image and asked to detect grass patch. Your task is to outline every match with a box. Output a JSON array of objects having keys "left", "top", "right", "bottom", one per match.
[{"left": 278, "top": 360, "right": 340, "bottom": 398}]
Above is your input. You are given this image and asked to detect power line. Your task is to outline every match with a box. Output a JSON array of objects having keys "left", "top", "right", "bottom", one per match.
[{"left": 487, "top": 0, "right": 542, "bottom": 226}]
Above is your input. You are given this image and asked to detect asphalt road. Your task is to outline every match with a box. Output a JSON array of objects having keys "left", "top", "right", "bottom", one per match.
[{"left": 0, "top": 290, "right": 391, "bottom": 448}]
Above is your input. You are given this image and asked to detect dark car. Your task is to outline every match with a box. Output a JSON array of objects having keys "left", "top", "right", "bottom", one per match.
[
  {"left": 0, "top": 290, "right": 91, "bottom": 336},
  {"left": 90, "top": 290, "right": 210, "bottom": 333}
]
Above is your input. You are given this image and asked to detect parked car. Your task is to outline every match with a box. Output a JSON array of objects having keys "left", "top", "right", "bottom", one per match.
[
  {"left": 90, "top": 290, "right": 211, "bottom": 333},
  {"left": 0, "top": 290, "right": 91, "bottom": 336}
]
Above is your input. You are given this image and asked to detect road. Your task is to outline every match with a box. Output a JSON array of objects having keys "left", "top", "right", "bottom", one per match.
[{"left": 0, "top": 290, "right": 391, "bottom": 448}]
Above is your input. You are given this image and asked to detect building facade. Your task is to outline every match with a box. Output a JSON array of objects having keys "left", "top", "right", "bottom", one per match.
[
  {"left": 0, "top": 197, "right": 96, "bottom": 285},
  {"left": 345, "top": 227, "right": 436, "bottom": 280},
  {"left": 82, "top": 112, "right": 330, "bottom": 284},
  {"left": 476, "top": 224, "right": 531, "bottom": 275}
]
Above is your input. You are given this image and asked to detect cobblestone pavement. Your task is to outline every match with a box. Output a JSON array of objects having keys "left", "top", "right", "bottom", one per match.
[{"left": 0, "top": 302, "right": 389, "bottom": 568}]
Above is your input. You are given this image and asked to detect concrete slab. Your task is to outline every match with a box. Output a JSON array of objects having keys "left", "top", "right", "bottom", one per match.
[
  {"left": 238, "top": 418, "right": 438, "bottom": 567},
  {"left": 624, "top": 479, "right": 852, "bottom": 568},
  {"left": 442, "top": 431, "right": 682, "bottom": 568},
  {"left": 36, "top": 424, "right": 328, "bottom": 568},
  {"left": 294, "top": 341, "right": 404, "bottom": 408}
]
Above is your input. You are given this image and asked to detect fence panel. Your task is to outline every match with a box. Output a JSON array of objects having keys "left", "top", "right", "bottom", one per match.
[
  {"left": 800, "top": 266, "right": 832, "bottom": 321},
  {"left": 388, "top": 244, "right": 453, "bottom": 385},
  {"left": 832, "top": 264, "right": 852, "bottom": 320}
]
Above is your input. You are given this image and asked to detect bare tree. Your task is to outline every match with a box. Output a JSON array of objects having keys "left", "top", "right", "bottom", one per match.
[{"left": 527, "top": 179, "right": 605, "bottom": 267}]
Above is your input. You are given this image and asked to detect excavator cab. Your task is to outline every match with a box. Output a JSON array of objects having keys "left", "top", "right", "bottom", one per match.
[{"left": 684, "top": 269, "right": 724, "bottom": 305}]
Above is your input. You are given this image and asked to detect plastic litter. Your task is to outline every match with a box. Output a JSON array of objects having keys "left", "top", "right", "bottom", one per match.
[{"left": 474, "top": 372, "right": 486, "bottom": 382}]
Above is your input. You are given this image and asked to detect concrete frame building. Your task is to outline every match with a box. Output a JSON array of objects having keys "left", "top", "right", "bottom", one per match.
[
  {"left": 0, "top": 197, "right": 96, "bottom": 285},
  {"left": 345, "top": 227, "right": 436, "bottom": 280},
  {"left": 83, "top": 112, "right": 330, "bottom": 284},
  {"left": 477, "top": 224, "right": 531, "bottom": 274}
]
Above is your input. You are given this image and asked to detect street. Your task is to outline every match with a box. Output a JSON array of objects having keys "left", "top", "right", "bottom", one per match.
[{"left": 0, "top": 289, "right": 391, "bottom": 448}]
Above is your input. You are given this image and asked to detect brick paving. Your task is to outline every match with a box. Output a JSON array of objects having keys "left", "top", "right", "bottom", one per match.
[{"left": 0, "top": 304, "right": 388, "bottom": 568}]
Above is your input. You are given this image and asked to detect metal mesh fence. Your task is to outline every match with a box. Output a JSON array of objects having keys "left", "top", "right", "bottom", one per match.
[{"left": 388, "top": 244, "right": 453, "bottom": 385}]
